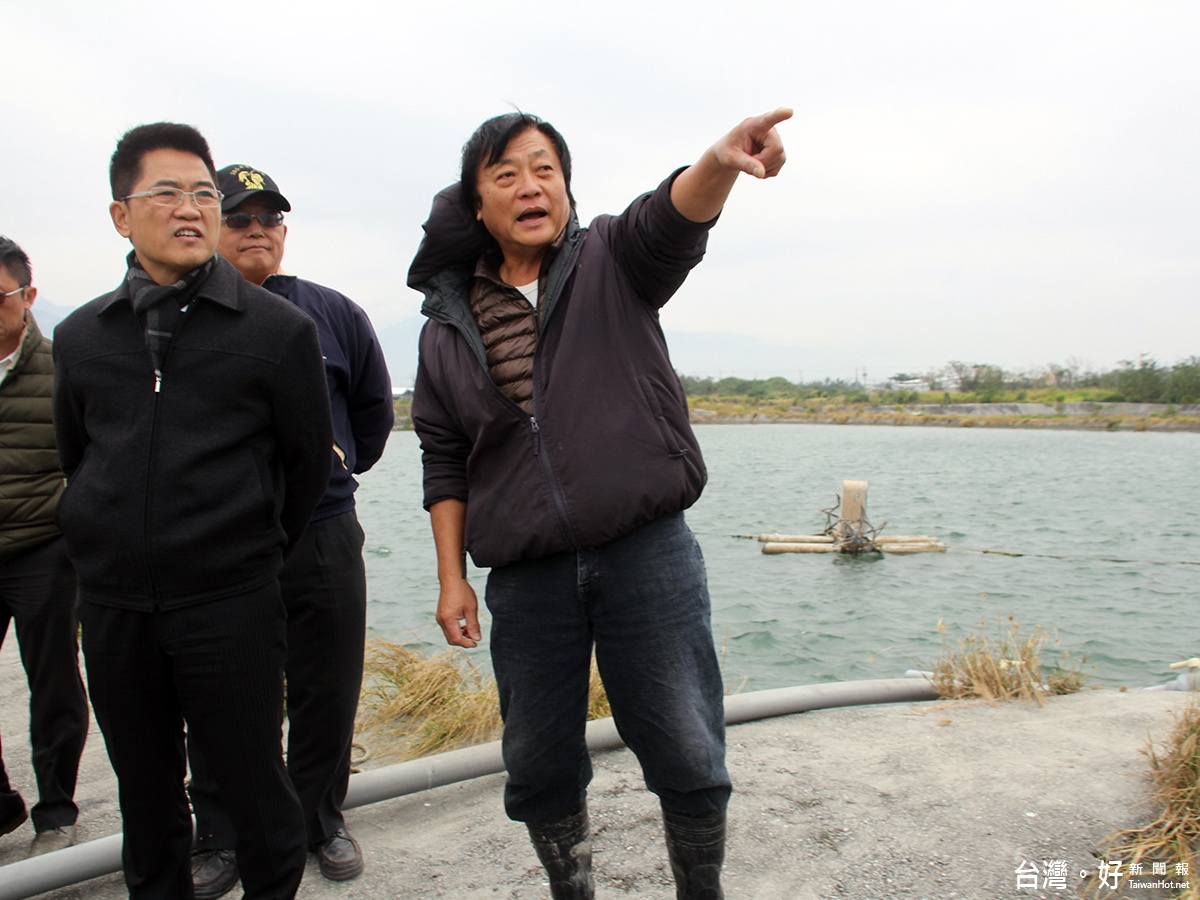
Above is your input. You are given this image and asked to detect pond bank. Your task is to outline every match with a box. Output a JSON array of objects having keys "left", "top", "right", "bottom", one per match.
[
  {"left": 1, "top": 641, "right": 1193, "bottom": 898},
  {"left": 691, "top": 401, "right": 1200, "bottom": 431}
]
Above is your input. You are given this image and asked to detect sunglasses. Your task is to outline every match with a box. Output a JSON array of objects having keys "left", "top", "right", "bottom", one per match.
[{"left": 222, "top": 212, "right": 285, "bottom": 230}]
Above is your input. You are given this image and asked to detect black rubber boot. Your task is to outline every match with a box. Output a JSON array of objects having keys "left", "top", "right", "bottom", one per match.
[
  {"left": 662, "top": 807, "right": 726, "bottom": 900},
  {"left": 526, "top": 804, "right": 594, "bottom": 899}
]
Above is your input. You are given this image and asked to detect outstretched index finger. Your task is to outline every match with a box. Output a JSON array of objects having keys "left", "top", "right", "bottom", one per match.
[
  {"left": 735, "top": 107, "right": 793, "bottom": 179},
  {"left": 753, "top": 107, "right": 795, "bottom": 135}
]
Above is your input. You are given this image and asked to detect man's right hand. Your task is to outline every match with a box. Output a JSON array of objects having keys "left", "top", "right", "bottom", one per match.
[
  {"left": 429, "top": 499, "right": 481, "bottom": 647},
  {"left": 436, "top": 578, "right": 482, "bottom": 648}
]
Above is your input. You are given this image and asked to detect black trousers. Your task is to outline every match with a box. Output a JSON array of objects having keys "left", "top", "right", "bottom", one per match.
[
  {"left": 80, "top": 583, "right": 305, "bottom": 900},
  {"left": 190, "top": 510, "right": 367, "bottom": 848},
  {"left": 0, "top": 536, "right": 88, "bottom": 831}
]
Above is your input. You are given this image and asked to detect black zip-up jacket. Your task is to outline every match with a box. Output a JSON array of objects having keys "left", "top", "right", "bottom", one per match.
[
  {"left": 52, "top": 255, "right": 333, "bottom": 609},
  {"left": 409, "top": 171, "right": 713, "bottom": 568}
]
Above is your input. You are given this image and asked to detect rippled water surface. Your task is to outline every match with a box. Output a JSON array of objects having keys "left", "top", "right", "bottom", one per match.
[{"left": 356, "top": 425, "right": 1199, "bottom": 691}]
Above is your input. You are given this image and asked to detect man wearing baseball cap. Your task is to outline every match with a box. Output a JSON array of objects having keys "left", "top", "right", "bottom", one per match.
[{"left": 187, "top": 164, "right": 393, "bottom": 898}]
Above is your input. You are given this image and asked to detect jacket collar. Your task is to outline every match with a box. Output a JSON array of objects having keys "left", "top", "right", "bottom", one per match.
[
  {"left": 263, "top": 273, "right": 298, "bottom": 291},
  {"left": 8, "top": 310, "right": 44, "bottom": 373},
  {"left": 100, "top": 253, "right": 245, "bottom": 315},
  {"left": 472, "top": 223, "right": 568, "bottom": 288}
]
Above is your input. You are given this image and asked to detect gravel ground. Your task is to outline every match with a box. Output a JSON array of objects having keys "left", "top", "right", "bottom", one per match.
[{"left": 1, "top": 640, "right": 1193, "bottom": 899}]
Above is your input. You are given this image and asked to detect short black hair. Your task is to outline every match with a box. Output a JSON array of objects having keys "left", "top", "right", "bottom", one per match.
[
  {"left": 460, "top": 112, "right": 574, "bottom": 213},
  {"left": 109, "top": 122, "right": 217, "bottom": 200},
  {"left": 0, "top": 235, "right": 32, "bottom": 287}
]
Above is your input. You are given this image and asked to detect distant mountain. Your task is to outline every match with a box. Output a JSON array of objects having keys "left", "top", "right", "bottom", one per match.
[
  {"left": 377, "top": 316, "right": 840, "bottom": 387},
  {"left": 36, "top": 302, "right": 836, "bottom": 389},
  {"left": 28, "top": 299, "right": 74, "bottom": 336},
  {"left": 33, "top": 300, "right": 426, "bottom": 392},
  {"left": 375, "top": 317, "right": 425, "bottom": 392},
  {"left": 663, "top": 330, "right": 842, "bottom": 381}
]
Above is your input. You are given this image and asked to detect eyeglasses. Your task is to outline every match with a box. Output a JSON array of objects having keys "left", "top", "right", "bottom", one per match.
[
  {"left": 121, "top": 187, "right": 224, "bottom": 208},
  {"left": 1, "top": 286, "right": 27, "bottom": 303},
  {"left": 222, "top": 212, "right": 285, "bottom": 230}
]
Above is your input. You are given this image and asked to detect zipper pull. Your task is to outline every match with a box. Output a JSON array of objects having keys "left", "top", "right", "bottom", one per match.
[
  {"left": 530, "top": 416, "right": 540, "bottom": 455},
  {"left": 154, "top": 369, "right": 162, "bottom": 393}
]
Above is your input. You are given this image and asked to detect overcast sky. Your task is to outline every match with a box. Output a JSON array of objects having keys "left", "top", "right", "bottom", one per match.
[{"left": 7, "top": 0, "right": 1198, "bottom": 380}]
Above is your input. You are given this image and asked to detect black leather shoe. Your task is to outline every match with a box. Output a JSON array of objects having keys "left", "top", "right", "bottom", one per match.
[
  {"left": 0, "top": 806, "right": 28, "bottom": 838},
  {"left": 312, "top": 827, "right": 364, "bottom": 881},
  {"left": 0, "top": 793, "right": 28, "bottom": 838},
  {"left": 191, "top": 849, "right": 239, "bottom": 900}
]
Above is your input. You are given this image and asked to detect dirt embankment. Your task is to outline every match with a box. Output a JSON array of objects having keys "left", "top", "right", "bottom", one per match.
[{"left": 690, "top": 401, "right": 1200, "bottom": 432}]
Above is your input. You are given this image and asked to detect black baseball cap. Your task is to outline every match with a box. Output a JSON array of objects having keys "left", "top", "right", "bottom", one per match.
[{"left": 217, "top": 164, "right": 292, "bottom": 212}]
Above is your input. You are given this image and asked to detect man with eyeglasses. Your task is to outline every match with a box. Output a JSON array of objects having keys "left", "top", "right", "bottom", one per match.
[
  {"left": 52, "top": 123, "right": 333, "bottom": 899},
  {"left": 0, "top": 236, "right": 89, "bottom": 859},
  {"left": 182, "top": 164, "right": 392, "bottom": 898}
]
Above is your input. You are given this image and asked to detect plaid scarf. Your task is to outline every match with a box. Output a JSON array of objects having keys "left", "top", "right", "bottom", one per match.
[{"left": 125, "top": 253, "right": 215, "bottom": 380}]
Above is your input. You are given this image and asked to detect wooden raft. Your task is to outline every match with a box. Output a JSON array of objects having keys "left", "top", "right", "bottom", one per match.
[{"left": 759, "top": 480, "right": 946, "bottom": 555}]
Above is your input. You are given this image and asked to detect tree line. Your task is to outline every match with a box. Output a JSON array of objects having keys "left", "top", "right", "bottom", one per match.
[{"left": 678, "top": 356, "right": 1200, "bottom": 405}]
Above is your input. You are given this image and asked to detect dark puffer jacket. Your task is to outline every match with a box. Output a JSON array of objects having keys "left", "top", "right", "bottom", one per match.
[
  {"left": 409, "top": 170, "right": 714, "bottom": 569},
  {"left": 0, "top": 313, "right": 64, "bottom": 563}
]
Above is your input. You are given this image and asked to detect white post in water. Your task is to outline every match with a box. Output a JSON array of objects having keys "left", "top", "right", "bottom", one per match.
[{"left": 837, "top": 480, "right": 869, "bottom": 541}]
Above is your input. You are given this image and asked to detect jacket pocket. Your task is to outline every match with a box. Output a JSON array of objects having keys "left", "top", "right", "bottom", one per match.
[
  {"left": 250, "top": 446, "right": 279, "bottom": 530},
  {"left": 54, "top": 443, "right": 90, "bottom": 532},
  {"left": 638, "top": 375, "right": 689, "bottom": 458}
]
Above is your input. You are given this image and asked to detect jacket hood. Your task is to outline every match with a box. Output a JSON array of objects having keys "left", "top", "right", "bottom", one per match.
[{"left": 407, "top": 182, "right": 491, "bottom": 291}]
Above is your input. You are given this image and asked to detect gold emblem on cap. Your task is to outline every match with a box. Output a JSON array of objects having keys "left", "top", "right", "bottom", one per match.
[{"left": 236, "top": 168, "right": 266, "bottom": 191}]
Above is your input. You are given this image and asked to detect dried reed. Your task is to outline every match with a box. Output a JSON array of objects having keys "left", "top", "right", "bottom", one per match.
[
  {"left": 1085, "top": 699, "right": 1200, "bottom": 899},
  {"left": 357, "top": 639, "right": 612, "bottom": 761},
  {"left": 929, "top": 615, "right": 1088, "bottom": 704}
]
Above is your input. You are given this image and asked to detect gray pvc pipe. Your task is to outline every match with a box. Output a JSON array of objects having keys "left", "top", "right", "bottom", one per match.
[
  {"left": 0, "top": 676, "right": 938, "bottom": 900},
  {"left": 1143, "top": 670, "right": 1200, "bottom": 691},
  {"left": 0, "top": 834, "right": 123, "bottom": 900}
]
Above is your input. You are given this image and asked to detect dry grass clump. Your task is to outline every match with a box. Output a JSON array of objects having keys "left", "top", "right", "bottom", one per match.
[
  {"left": 929, "top": 615, "right": 1088, "bottom": 704},
  {"left": 587, "top": 662, "right": 612, "bottom": 721},
  {"left": 357, "top": 639, "right": 502, "bottom": 761},
  {"left": 1085, "top": 700, "right": 1200, "bottom": 899},
  {"left": 356, "top": 639, "right": 611, "bottom": 761}
]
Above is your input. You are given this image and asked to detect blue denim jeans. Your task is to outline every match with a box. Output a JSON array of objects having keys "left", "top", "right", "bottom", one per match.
[{"left": 485, "top": 512, "right": 731, "bottom": 823}]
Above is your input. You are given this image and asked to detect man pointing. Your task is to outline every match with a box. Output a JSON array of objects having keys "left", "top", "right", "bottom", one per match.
[{"left": 410, "top": 108, "right": 790, "bottom": 898}]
